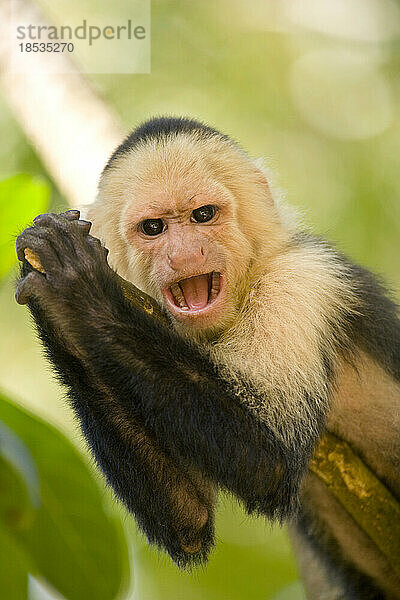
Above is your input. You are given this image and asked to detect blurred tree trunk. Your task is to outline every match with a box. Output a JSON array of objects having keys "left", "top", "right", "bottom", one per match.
[{"left": 0, "top": 0, "right": 123, "bottom": 208}]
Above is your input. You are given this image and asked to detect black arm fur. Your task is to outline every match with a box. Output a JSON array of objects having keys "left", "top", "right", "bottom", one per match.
[{"left": 23, "top": 267, "right": 215, "bottom": 567}]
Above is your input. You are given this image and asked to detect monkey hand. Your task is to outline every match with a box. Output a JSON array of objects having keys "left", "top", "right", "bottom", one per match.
[{"left": 15, "top": 210, "right": 112, "bottom": 308}]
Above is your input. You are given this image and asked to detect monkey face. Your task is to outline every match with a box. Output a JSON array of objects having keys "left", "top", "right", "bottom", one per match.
[{"left": 123, "top": 179, "right": 253, "bottom": 334}]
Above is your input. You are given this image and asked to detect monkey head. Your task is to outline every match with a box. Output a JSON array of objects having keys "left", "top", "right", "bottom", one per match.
[{"left": 89, "top": 120, "right": 287, "bottom": 337}]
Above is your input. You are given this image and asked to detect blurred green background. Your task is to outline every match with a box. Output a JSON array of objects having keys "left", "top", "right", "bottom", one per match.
[{"left": 1, "top": 1, "right": 400, "bottom": 599}]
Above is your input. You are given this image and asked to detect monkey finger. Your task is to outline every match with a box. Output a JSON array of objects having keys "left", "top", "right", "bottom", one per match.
[
  {"left": 62, "top": 209, "right": 81, "bottom": 221},
  {"left": 33, "top": 210, "right": 80, "bottom": 226},
  {"left": 32, "top": 212, "right": 91, "bottom": 242},
  {"left": 33, "top": 212, "right": 59, "bottom": 226},
  {"left": 75, "top": 219, "right": 92, "bottom": 235},
  {"left": 85, "top": 234, "right": 109, "bottom": 260},
  {"left": 60, "top": 211, "right": 92, "bottom": 235},
  {"left": 15, "top": 271, "right": 47, "bottom": 305},
  {"left": 16, "top": 227, "right": 39, "bottom": 262},
  {"left": 29, "top": 214, "right": 81, "bottom": 260},
  {"left": 16, "top": 229, "right": 62, "bottom": 272}
]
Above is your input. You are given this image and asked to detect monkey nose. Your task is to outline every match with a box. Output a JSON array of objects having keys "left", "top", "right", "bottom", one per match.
[{"left": 168, "top": 247, "right": 206, "bottom": 271}]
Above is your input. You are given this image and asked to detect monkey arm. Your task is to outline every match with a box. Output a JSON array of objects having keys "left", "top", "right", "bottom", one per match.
[
  {"left": 16, "top": 213, "right": 326, "bottom": 523},
  {"left": 71, "top": 292, "right": 319, "bottom": 520},
  {"left": 18, "top": 254, "right": 215, "bottom": 568}
]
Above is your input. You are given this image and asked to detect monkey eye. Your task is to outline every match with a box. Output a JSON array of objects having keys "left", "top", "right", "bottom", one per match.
[
  {"left": 191, "top": 205, "right": 216, "bottom": 223},
  {"left": 140, "top": 219, "right": 166, "bottom": 236}
]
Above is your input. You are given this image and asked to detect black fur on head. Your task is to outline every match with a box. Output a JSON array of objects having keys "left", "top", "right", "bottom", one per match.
[{"left": 103, "top": 115, "right": 230, "bottom": 173}]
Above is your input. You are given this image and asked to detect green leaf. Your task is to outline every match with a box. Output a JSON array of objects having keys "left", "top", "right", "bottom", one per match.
[
  {"left": 0, "top": 421, "right": 40, "bottom": 510},
  {"left": 0, "top": 526, "right": 30, "bottom": 600},
  {"left": 0, "top": 395, "right": 129, "bottom": 600},
  {"left": 0, "top": 428, "right": 37, "bottom": 534},
  {"left": 0, "top": 174, "right": 50, "bottom": 280},
  {"left": 0, "top": 425, "right": 36, "bottom": 600}
]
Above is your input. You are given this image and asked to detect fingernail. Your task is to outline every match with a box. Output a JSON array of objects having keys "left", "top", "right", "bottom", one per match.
[
  {"left": 65, "top": 210, "right": 81, "bottom": 220},
  {"left": 77, "top": 219, "right": 92, "bottom": 233}
]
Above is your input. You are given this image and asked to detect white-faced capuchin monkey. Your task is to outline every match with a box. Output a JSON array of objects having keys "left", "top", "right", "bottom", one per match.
[{"left": 15, "top": 117, "right": 400, "bottom": 599}]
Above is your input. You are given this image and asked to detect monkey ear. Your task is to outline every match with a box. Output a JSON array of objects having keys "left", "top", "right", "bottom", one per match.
[{"left": 252, "top": 158, "right": 275, "bottom": 206}]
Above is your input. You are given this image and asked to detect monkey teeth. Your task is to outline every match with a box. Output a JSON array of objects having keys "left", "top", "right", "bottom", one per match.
[
  {"left": 209, "top": 272, "right": 220, "bottom": 303},
  {"left": 170, "top": 282, "right": 189, "bottom": 309},
  {"left": 169, "top": 272, "right": 221, "bottom": 312}
]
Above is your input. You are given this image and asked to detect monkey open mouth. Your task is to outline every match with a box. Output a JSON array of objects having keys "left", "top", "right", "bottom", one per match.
[{"left": 164, "top": 272, "right": 223, "bottom": 313}]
